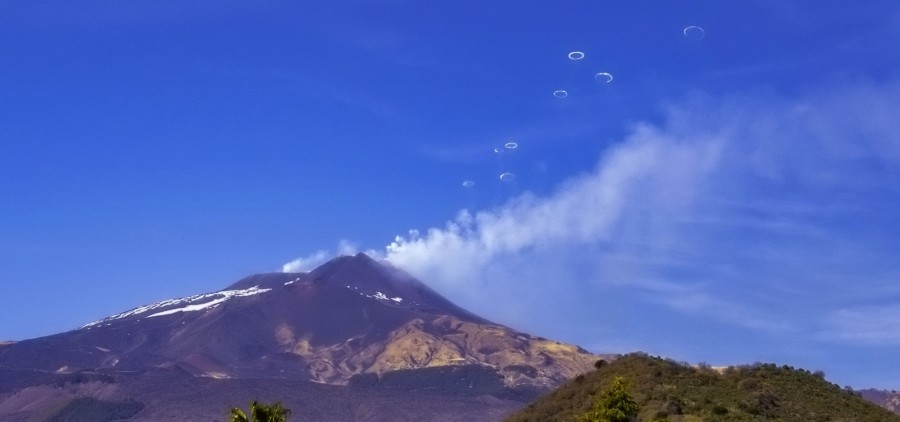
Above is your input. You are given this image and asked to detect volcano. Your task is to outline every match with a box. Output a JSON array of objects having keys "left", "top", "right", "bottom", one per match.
[{"left": 0, "top": 253, "right": 603, "bottom": 421}]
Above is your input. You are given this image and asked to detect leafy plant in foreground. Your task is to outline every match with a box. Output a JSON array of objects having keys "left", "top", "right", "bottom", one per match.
[
  {"left": 229, "top": 400, "right": 291, "bottom": 422},
  {"left": 578, "top": 376, "right": 638, "bottom": 422}
]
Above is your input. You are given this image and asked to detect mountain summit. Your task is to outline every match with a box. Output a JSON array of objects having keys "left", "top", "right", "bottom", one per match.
[{"left": 1, "top": 253, "right": 599, "bottom": 390}]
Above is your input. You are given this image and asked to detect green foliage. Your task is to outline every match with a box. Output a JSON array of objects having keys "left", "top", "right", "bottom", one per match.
[
  {"left": 230, "top": 400, "right": 292, "bottom": 422},
  {"left": 505, "top": 353, "right": 900, "bottom": 422},
  {"left": 577, "top": 376, "right": 639, "bottom": 422},
  {"left": 231, "top": 407, "right": 249, "bottom": 422}
]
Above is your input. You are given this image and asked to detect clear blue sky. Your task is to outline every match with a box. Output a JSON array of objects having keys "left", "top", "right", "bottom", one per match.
[{"left": 3, "top": 1, "right": 900, "bottom": 388}]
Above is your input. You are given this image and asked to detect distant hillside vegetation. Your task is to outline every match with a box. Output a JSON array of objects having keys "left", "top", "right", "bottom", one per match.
[{"left": 506, "top": 353, "right": 900, "bottom": 422}]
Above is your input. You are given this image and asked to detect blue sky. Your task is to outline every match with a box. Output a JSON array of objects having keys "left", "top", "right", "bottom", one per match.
[{"left": 3, "top": 1, "right": 900, "bottom": 388}]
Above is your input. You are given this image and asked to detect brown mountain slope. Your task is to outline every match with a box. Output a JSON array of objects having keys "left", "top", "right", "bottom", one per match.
[{"left": 860, "top": 389, "right": 900, "bottom": 414}]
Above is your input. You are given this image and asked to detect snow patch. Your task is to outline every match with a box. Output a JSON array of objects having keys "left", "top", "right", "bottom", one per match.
[
  {"left": 369, "top": 291, "right": 403, "bottom": 303},
  {"left": 344, "top": 285, "right": 402, "bottom": 303},
  {"left": 146, "top": 286, "right": 270, "bottom": 317},
  {"left": 81, "top": 286, "right": 272, "bottom": 328}
]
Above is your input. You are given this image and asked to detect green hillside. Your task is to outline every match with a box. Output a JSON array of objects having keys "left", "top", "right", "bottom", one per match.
[{"left": 506, "top": 353, "right": 900, "bottom": 422}]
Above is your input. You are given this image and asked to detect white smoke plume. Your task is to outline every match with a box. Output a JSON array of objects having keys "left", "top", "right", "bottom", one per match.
[
  {"left": 282, "top": 81, "right": 900, "bottom": 368},
  {"left": 383, "top": 82, "right": 900, "bottom": 347},
  {"left": 282, "top": 240, "right": 365, "bottom": 272}
]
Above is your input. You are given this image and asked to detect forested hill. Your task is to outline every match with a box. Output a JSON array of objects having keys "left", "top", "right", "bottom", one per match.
[{"left": 506, "top": 353, "right": 900, "bottom": 422}]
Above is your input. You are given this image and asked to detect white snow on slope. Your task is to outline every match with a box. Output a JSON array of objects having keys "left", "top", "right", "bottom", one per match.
[
  {"left": 80, "top": 286, "right": 271, "bottom": 329},
  {"left": 343, "top": 285, "right": 402, "bottom": 303},
  {"left": 372, "top": 291, "right": 403, "bottom": 303}
]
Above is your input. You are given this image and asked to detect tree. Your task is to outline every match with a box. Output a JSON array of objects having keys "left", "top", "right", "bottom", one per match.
[
  {"left": 230, "top": 400, "right": 292, "bottom": 422},
  {"left": 578, "top": 376, "right": 639, "bottom": 422}
]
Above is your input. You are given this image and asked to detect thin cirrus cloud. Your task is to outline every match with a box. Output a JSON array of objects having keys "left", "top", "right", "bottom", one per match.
[{"left": 826, "top": 305, "right": 900, "bottom": 346}]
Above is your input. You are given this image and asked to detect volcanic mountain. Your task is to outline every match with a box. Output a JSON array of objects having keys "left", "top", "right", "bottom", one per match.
[{"left": 0, "top": 253, "right": 602, "bottom": 421}]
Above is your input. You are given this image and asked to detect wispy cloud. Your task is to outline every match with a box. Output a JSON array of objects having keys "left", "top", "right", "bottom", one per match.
[{"left": 825, "top": 305, "right": 900, "bottom": 345}]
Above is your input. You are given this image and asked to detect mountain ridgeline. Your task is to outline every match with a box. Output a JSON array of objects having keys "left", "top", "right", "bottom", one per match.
[
  {"left": 0, "top": 253, "right": 598, "bottom": 387},
  {"left": 0, "top": 253, "right": 601, "bottom": 421},
  {"left": 506, "top": 353, "right": 900, "bottom": 422}
]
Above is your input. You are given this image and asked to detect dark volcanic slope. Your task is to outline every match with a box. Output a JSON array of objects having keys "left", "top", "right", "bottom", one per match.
[
  {"left": 0, "top": 253, "right": 599, "bottom": 387},
  {"left": 0, "top": 369, "right": 525, "bottom": 422},
  {"left": 227, "top": 254, "right": 490, "bottom": 324}
]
